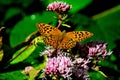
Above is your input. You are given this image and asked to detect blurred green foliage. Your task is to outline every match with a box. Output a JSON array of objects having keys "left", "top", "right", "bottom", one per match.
[{"left": 0, "top": 0, "right": 120, "bottom": 80}]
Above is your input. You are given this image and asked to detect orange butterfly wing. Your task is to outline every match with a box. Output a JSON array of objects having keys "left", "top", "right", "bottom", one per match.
[
  {"left": 37, "top": 23, "right": 61, "bottom": 48},
  {"left": 58, "top": 31, "right": 93, "bottom": 49},
  {"left": 66, "top": 31, "right": 93, "bottom": 41},
  {"left": 37, "top": 23, "right": 61, "bottom": 35}
]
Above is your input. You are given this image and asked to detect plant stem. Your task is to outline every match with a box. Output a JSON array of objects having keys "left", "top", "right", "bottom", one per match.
[
  {"left": 56, "top": 13, "right": 63, "bottom": 28},
  {"left": 57, "top": 20, "right": 62, "bottom": 28}
]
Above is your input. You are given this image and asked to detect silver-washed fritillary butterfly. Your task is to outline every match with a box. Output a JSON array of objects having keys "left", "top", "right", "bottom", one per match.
[{"left": 37, "top": 23, "right": 93, "bottom": 49}]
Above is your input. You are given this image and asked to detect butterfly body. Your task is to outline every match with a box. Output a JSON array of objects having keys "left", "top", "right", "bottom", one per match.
[{"left": 37, "top": 23, "right": 93, "bottom": 49}]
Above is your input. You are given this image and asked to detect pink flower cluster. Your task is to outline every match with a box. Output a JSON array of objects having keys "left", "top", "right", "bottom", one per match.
[
  {"left": 87, "top": 42, "right": 112, "bottom": 59},
  {"left": 47, "top": 1, "right": 72, "bottom": 13},
  {"left": 41, "top": 41, "right": 112, "bottom": 79},
  {"left": 44, "top": 56, "right": 72, "bottom": 78},
  {"left": 72, "top": 58, "right": 90, "bottom": 79},
  {"left": 79, "top": 41, "right": 112, "bottom": 59}
]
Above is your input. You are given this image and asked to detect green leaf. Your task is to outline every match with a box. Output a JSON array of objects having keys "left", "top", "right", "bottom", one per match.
[
  {"left": 0, "top": 70, "right": 26, "bottom": 80},
  {"left": 0, "top": 50, "right": 3, "bottom": 61},
  {"left": 10, "top": 45, "right": 36, "bottom": 64},
  {"left": 89, "top": 71, "right": 107, "bottom": 80},
  {"left": 62, "top": 23, "right": 71, "bottom": 28}
]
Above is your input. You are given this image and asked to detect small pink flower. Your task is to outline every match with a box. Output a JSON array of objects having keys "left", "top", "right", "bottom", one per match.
[
  {"left": 73, "top": 58, "right": 89, "bottom": 70},
  {"left": 22, "top": 66, "right": 33, "bottom": 75},
  {"left": 40, "top": 46, "right": 55, "bottom": 56},
  {"left": 102, "top": 50, "right": 112, "bottom": 58},
  {"left": 73, "top": 58, "right": 84, "bottom": 64},
  {"left": 47, "top": 1, "right": 72, "bottom": 13}
]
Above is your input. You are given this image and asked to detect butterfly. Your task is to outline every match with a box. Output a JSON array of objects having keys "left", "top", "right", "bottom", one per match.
[{"left": 37, "top": 23, "right": 93, "bottom": 49}]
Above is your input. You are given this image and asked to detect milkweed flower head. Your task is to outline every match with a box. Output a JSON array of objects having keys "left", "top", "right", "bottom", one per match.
[
  {"left": 41, "top": 48, "right": 91, "bottom": 79},
  {"left": 79, "top": 41, "right": 112, "bottom": 59},
  {"left": 87, "top": 41, "right": 112, "bottom": 59},
  {"left": 47, "top": 1, "right": 72, "bottom": 13},
  {"left": 44, "top": 55, "right": 72, "bottom": 78}
]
